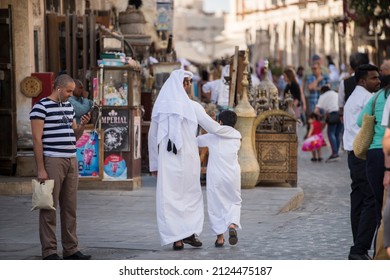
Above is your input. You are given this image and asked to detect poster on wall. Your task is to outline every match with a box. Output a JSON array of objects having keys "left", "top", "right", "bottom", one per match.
[
  {"left": 76, "top": 130, "right": 99, "bottom": 177},
  {"left": 156, "top": 1, "right": 173, "bottom": 41},
  {"left": 103, "top": 154, "right": 127, "bottom": 179},
  {"left": 101, "top": 108, "right": 130, "bottom": 151},
  {"left": 134, "top": 116, "right": 141, "bottom": 159}
]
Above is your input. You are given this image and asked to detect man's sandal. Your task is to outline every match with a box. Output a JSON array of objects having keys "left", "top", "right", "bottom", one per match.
[
  {"left": 183, "top": 234, "right": 202, "bottom": 247},
  {"left": 228, "top": 228, "right": 238, "bottom": 245}
]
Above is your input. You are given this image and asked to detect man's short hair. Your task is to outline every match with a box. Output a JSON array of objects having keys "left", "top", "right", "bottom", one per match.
[
  {"left": 349, "top": 52, "right": 369, "bottom": 72},
  {"left": 218, "top": 110, "right": 237, "bottom": 127},
  {"left": 54, "top": 74, "right": 74, "bottom": 89},
  {"left": 355, "top": 64, "right": 379, "bottom": 83}
]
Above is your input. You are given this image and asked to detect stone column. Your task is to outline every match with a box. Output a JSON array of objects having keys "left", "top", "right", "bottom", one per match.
[{"left": 234, "top": 49, "right": 260, "bottom": 189}]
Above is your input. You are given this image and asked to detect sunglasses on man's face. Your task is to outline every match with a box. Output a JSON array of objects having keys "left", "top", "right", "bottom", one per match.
[{"left": 184, "top": 79, "right": 193, "bottom": 84}]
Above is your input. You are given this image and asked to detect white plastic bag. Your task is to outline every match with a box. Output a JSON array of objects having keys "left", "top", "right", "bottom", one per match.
[{"left": 31, "top": 179, "right": 56, "bottom": 211}]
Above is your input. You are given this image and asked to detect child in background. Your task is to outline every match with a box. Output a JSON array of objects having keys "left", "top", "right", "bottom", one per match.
[
  {"left": 302, "top": 112, "right": 326, "bottom": 161},
  {"left": 197, "top": 110, "right": 242, "bottom": 247}
]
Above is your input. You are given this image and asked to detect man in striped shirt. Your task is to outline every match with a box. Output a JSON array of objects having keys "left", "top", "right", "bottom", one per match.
[{"left": 30, "top": 74, "right": 91, "bottom": 260}]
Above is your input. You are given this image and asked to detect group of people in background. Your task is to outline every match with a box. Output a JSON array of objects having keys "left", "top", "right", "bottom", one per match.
[
  {"left": 295, "top": 52, "right": 390, "bottom": 260},
  {"left": 247, "top": 51, "right": 390, "bottom": 260}
]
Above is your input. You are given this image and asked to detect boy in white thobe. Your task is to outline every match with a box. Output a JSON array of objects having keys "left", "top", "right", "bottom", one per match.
[{"left": 197, "top": 110, "right": 242, "bottom": 247}]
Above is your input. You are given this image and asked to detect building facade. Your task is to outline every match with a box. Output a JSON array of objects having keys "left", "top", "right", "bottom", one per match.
[
  {"left": 0, "top": 0, "right": 158, "bottom": 175},
  {"left": 174, "top": 0, "right": 389, "bottom": 71}
]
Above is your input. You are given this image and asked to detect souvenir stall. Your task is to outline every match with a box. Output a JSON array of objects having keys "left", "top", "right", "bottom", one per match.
[
  {"left": 78, "top": 62, "right": 142, "bottom": 190},
  {"left": 250, "top": 61, "right": 298, "bottom": 187}
]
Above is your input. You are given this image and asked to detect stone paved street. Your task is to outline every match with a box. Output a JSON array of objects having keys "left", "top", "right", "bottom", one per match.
[{"left": 0, "top": 127, "right": 358, "bottom": 260}]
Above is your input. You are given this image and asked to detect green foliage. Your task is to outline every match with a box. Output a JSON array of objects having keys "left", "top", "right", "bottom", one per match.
[
  {"left": 269, "top": 61, "right": 283, "bottom": 77},
  {"left": 350, "top": 0, "right": 390, "bottom": 19}
]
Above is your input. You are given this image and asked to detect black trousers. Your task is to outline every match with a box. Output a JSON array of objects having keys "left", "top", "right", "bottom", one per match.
[
  {"left": 366, "top": 148, "right": 385, "bottom": 224},
  {"left": 347, "top": 151, "right": 377, "bottom": 255}
]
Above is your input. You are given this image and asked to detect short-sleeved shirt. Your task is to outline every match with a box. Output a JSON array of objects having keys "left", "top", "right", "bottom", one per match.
[
  {"left": 343, "top": 85, "right": 373, "bottom": 151},
  {"left": 316, "top": 90, "right": 339, "bottom": 113},
  {"left": 29, "top": 97, "right": 76, "bottom": 158},
  {"left": 357, "top": 90, "right": 387, "bottom": 150},
  {"left": 305, "top": 74, "right": 330, "bottom": 96}
]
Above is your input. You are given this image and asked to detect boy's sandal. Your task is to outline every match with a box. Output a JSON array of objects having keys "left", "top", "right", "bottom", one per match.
[
  {"left": 215, "top": 239, "right": 224, "bottom": 247},
  {"left": 172, "top": 240, "right": 184, "bottom": 250},
  {"left": 228, "top": 228, "right": 238, "bottom": 245}
]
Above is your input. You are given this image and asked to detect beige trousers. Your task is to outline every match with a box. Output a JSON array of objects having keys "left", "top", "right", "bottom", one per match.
[
  {"left": 40, "top": 157, "right": 79, "bottom": 258},
  {"left": 374, "top": 189, "right": 390, "bottom": 260}
]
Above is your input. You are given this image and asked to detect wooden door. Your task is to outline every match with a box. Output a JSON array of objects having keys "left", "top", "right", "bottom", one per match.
[{"left": 0, "top": 6, "right": 16, "bottom": 175}]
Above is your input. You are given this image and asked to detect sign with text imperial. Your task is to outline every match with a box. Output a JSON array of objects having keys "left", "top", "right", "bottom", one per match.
[{"left": 101, "top": 108, "right": 130, "bottom": 152}]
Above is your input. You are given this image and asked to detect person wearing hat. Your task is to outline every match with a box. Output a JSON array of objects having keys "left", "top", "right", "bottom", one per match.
[{"left": 148, "top": 69, "right": 234, "bottom": 250}]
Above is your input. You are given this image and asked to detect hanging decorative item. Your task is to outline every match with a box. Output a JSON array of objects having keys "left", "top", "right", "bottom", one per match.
[{"left": 20, "top": 76, "right": 42, "bottom": 98}]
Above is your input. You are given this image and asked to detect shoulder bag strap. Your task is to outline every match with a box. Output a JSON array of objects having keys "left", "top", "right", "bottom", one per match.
[{"left": 371, "top": 92, "right": 380, "bottom": 116}]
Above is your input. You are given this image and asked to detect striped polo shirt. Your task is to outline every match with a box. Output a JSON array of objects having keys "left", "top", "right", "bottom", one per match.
[{"left": 30, "top": 97, "right": 76, "bottom": 158}]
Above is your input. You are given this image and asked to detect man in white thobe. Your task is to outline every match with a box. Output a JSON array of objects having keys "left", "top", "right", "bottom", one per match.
[{"left": 148, "top": 69, "right": 232, "bottom": 250}]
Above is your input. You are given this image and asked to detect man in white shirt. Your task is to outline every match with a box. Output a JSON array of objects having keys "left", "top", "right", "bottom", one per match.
[
  {"left": 343, "top": 64, "right": 381, "bottom": 260},
  {"left": 202, "top": 65, "right": 230, "bottom": 108}
]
